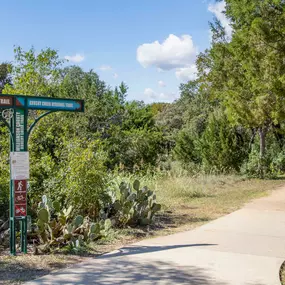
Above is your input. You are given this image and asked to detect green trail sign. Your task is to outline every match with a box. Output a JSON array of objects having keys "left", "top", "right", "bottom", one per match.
[
  {"left": 0, "top": 94, "right": 84, "bottom": 112},
  {"left": 0, "top": 94, "right": 84, "bottom": 255}
]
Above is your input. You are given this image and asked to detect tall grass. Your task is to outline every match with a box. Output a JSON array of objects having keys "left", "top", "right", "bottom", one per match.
[{"left": 109, "top": 161, "right": 284, "bottom": 224}]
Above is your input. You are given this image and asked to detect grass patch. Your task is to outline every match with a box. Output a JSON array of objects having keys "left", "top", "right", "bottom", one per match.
[
  {"left": 148, "top": 174, "right": 285, "bottom": 233},
  {"left": 0, "top": 254, "right": 83, "bottom": 285},
  {"left": 1, "top": 174, "right": 284, "bottom": 284}
]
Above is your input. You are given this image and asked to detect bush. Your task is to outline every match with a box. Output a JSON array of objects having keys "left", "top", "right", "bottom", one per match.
[
  {"left": 0, "top": 127, "right": 10, "bottom": 220},
  {"left": 59, "top": 139, "right": 110, "bottom": 219},
  {"left": 241, "top": 133, "right": 285, "bottom": 178},
  {"left": 175, "top": 109, "right": 249, "bottom": 173},
  {"left": 174, "top": 128, "right": 201, "bottom": 167},
  {"left": 104, "top": 127, "right": 164, "bottom": 172},
  {"left": 198, "top": 110, "right": 249, "bottom": 172}
]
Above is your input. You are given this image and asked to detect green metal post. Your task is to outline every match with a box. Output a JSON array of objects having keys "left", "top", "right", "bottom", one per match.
[
  {"left": 9, "top": 114, "right": 16, "bottom": 255},
  {"left": 9, "top": 106, "right": 28, "bottom": 255},
  {"left": 21, "top": 106, "right": 28, "bottom": 253},
  {"left": 20, "top": 217, "right": 27, "bottom": 253}
]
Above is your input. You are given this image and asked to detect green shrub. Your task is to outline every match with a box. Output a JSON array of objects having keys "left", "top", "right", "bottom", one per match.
[
  {"left": 174, "top": 128, "right": 201, "bottom": 167},
  {"left": 104, "top": 128, "right": 164, "bottom": 173},
  {"left": 175, "top": 109, "right": 249, "bottom": 173},
  {"left": 0, "top": 127, "right": 9, "bottom": 220},
  {"left": 241, "top": 133, "right": 285, "bottom": 178},
  {"left": 198, "top": 110, "right": 249, "bottom": 172},
  {"left": 58, "top": 139, "right": 110, "bottom": 219}
]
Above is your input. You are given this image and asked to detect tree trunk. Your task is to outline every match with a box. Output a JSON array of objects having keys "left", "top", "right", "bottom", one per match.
[
  {"left": 248, "top": 128, "right": 256, "bottom": 152},
  {"left": 258, "top": 127, "right": 267, "bottom": 178}
]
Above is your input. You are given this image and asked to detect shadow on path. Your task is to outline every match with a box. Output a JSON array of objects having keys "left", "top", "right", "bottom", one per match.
[
  {"left": 101, "top": 243, "right": 217, "bottom": 258},
  {"left": 32, "top": 259, "right": 228, "bottom": 285}
]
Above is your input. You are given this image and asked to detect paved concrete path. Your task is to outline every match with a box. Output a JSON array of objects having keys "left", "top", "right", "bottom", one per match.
[{"left": 26, "top": 185, "right": 285, "bottom": 285}]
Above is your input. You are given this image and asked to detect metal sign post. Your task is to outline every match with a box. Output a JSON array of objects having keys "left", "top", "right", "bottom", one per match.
[{"left": 0, "top": 94, "right": 84, "bottom": 255}]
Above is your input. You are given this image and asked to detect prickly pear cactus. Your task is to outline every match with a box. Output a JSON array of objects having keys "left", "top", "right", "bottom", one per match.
[
  {"left": 38, "top": 208, "right": 49, "bottom": 223},
  {"left": 112, "top": 179, "right": 161, "bottom": 227},
  {"left": 104, "top": 219, "right": 112, "bottom": 231},
  {"left": 73, "top": 215, "right": 84, "bottom": 227},
  {"left": 35, "top": 193, "right": 115, "bottom": 251},
  {"left": 133, "top": 180, "right": 140, "bottom": 191},
  {"left": 90, "top": 222, "right": 100, "bottom": 234}
]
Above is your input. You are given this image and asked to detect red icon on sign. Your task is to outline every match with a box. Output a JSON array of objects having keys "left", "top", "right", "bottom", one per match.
[
  {"left": 15, "top": 192, "right": 27, "bottom": 203},
  {"left": 14, "top": 180, "right": 27, "bottom": 217},
  {"left": 15, "top": 204, "right": 27, "bottom": 217},
  {"left": 14, "top": 180, "right": 27, "bottom": 193}
]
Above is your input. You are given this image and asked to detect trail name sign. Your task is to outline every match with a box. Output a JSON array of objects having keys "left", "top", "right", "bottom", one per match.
[
  {"left": 0, "top": 94, "right": 84, "bottom": 255},
  {"left": 0, "top": 94, "right": 84, "bottom": 112}
]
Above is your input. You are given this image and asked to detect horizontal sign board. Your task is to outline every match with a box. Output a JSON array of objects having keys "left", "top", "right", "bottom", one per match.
[
  {"left": 27, "top": 98, "right": 83, "bottom": 111},
  {"left": 0, "top": 94, "right": 84, "bottom": 112}
]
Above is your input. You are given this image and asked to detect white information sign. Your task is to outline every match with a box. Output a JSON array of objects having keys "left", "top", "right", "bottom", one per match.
[{"left": 10, "top": 152, "right": 30, "bottom": 180}]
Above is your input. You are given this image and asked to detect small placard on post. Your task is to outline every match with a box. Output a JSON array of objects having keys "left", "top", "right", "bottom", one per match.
[{"left": 10, "top": 152, "right": 30, "bottom": 180}]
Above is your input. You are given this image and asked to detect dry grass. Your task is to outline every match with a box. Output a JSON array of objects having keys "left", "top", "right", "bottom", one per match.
[
  {"left": 1, "top": 174, "right": 285, "bottom": 284},
  {"left": 0, "top": 254, "right": 83, "bottom": 284},
  {"left": 146, "top": 174, "right": 285, "bottom": 235}
]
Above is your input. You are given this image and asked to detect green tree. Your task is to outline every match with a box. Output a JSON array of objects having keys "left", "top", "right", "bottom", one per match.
[
  {"left": 198, "top": 109, "right": 248, "bottom": 172},
  {"left": 198, "top": 0, "right": 285, "bottom": 176},
  {"left": 174, "top": 128, "right": 201, "bottom": 167},
  {"left": 3, "top": 46, "right": 63, "bottom": 96},
  {"left": 114, "top": 82, "right": 128, "bottom": 104},
  {"left": 173, "top": 80, "right": 216, "bottom": 167},
  {"left": 0, "top": 62, "right": 12, "bottom": 93},
  {"left": 102, "top": 100, "right": 165, "bottom": 171},
  {"left": 58, "top": 139, "right": 109, "bottom": 219}
]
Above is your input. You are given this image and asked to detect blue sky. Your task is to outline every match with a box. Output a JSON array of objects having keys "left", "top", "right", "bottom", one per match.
[{"left": 0, "top": 0, "right": 230, "bottom": 103}]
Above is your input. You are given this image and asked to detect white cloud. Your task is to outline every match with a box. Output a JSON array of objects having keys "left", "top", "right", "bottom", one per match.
[
  {"left": 137, "top": 34, "right": 197, "bottom": 71},
  {"left": 113, "top": 73, "right": 118, "bottom": 79},
  {"left": 64, "top": 53, "right": 85, "bottom": 63},
  {"left": 175, "top": 65, "right": 197, "bottom": 82},
  {"left": 144, "top": 88, "right": 155, "bottom": 97},
  {"left": 99, "top": 65, "right": 112, "bottom": 71},
  {"left": 144, "top": 88, "right": 178, "bottom": 103},
  {"left": 158, "top": 80, "right": 166, "bottom": 87},
  {"left": 208, "top": 0, "right": 233, "bottom": 38}
]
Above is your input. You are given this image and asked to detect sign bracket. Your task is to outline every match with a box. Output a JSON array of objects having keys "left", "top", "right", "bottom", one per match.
[
  {"left": 0, "top": 115, "right": 14, "bottom": 145},
  {"left": 27, "top": 110, "right": 56, "bottom": 139}
]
